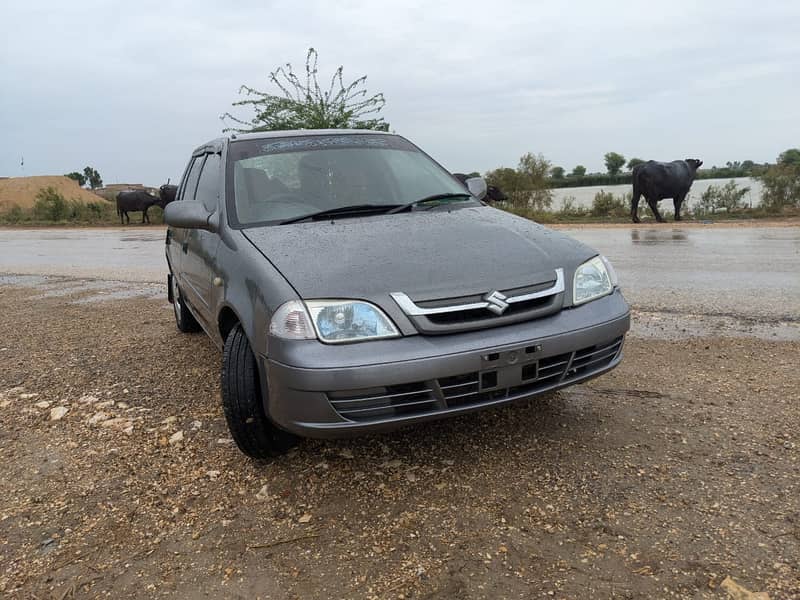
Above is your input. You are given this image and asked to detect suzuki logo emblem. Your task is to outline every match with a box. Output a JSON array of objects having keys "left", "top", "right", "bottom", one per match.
[{"left": 484, "top": 290, "right": 509, "bottom": 315}]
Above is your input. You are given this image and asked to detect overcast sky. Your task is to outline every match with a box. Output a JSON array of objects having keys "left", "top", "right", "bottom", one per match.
[{"left": 1, "top": 0, "right": 798, "bottom": 184}]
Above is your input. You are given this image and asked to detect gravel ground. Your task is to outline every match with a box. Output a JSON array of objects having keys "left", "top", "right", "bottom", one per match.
[{"left": 0, "top": 278, "right": 798, "bottom": 599}]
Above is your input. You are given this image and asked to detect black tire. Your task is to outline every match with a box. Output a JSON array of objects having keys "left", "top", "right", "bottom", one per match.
[
  {"left": 171, "top": 274, "right": 201, "bottom": 333},
  {"left": 221, "top": 324, "right": 298, "bottom": 458}
]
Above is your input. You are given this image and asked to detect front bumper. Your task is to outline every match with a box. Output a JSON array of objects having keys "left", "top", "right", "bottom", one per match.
[{"left": 263, "top": 290, "right": 630, "bottom": 438}]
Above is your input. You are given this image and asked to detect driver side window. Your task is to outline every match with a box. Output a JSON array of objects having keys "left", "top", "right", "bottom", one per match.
[{"left": 181, "top": 156, "right": 204, "bottom": 202}]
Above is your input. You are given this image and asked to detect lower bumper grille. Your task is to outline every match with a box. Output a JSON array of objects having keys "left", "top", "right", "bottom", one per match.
[{"left": 327, "top": 336, "right": 624, "bottom": 422}]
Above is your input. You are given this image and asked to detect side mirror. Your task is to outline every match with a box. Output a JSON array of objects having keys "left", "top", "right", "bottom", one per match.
[
  {"left": 164, "top": 202, "right": 217, "bottom": 232},
  {"left": 465, "top": 177, "right": 488, "bottom": 201}
]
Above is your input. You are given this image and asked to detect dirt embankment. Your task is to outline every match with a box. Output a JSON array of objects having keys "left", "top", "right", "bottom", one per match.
[
  {"left": 0, "top": 176, "right": 105, "bottom": 211},
  {"left": 0, "top": 279, "right": 798, "bottom": 599}
]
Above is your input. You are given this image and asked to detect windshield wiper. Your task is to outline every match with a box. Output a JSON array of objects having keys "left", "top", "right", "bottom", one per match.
[
  {"left": 386, "top": 193, "right": 472, "bottom": 214},
  {"left": 280, "top": 204, "right": 401, "bottom": 225}
]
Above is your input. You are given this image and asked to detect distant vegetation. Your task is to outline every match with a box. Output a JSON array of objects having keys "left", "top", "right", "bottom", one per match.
[
  {"left": 64, "top": 166, "right": 103, "bottom": 190},
  {"left": 0, "top": 186, "right": 163, "bottom": 226},
  {"left": 540, "top": 154, "right": 772, "bottom": 189},
  {"left": 758, "top": 149, "right": 800, "bottom": 211},
  {"left": 484, "top": 153, "right": 553, "bottom": 212}
]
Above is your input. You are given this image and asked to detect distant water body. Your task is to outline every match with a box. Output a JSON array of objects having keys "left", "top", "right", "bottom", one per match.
[{"left": 551, "top": 177, "right": 762, "bottom": 210}]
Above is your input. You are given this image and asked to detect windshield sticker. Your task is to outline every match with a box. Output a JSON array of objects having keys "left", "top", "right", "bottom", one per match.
[{"left": 255, "top": 135, "right": 409, "bottom": 155}]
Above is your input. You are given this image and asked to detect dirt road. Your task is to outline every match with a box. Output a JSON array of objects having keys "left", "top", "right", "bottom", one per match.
[{"left": 1, "top": 225, "right": 798, "bottom": 598}]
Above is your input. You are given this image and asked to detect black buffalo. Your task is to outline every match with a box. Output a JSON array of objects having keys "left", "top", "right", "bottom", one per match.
[
  {"left": 116, "top": 184, "right": 177, "bottom": 224},
  {"left": 631, "top": 159, "right": 703, "bottom": 223},
  {"left": 452, "top": 173, "right": 509, "bottom": 202}
]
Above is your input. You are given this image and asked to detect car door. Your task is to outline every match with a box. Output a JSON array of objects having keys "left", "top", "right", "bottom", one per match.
[
  {"left": 168, "top": 155, "right": 203, "bottom": 281},
  {"left": 180, "top": 152, "right": 222, "bottom": 326}
]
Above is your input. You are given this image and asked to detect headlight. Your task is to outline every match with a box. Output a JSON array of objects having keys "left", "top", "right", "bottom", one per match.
[
  {"left": 573, "top": 256, "right": 617, "bottom": 305},
  {"left": 270, "top": 300, "right": 400, "bottom": 344}
]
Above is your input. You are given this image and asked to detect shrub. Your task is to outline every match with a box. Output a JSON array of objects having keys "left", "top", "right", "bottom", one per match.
[
  {"left": 758, "top": 163, "right": 800, "bottom": 212},
  {"left": 33, "top": 187, "right": 69, "bottom": 221},
  {"left": 591, "top": 190, "right": 628, "bottom": 217},
  {"left": 0, "top": 204, "right": 27, "bottom": 224},
  {"left": 557, "top": 196, "right": 588, "bottom": 218},
  {"left": 694, "top": 180, "right": 751, "bottom": 216}
]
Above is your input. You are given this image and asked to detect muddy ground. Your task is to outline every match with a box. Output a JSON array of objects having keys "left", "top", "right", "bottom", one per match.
[{"left": 0, "top": 278, "right": 798, "bottom": 599}]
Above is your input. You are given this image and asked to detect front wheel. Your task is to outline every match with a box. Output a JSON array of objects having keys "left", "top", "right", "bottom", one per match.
[
  {"left": 221, "top": 324, "right": 298, "bottom": 458},
  {"left": 171, "top": 274, "right": 201, "bottom": 333}
]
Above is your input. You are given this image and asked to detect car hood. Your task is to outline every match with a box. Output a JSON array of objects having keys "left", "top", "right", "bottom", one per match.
[{"left": 242, "top": 206, "right": 597, "bottom": 301}]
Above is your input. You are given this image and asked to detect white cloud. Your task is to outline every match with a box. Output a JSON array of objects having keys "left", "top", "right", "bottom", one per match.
[{"left": 1, "top": 0, "right": 798, "bottom": 181}]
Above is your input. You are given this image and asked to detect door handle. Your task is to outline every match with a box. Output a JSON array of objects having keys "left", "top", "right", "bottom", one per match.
[{"left": 181, "top": 242, "right": 188, "bottom": 253}]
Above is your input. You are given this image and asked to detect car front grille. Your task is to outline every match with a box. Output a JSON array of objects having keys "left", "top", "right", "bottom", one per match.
[
  {"left": 327, "top": 336, "right": 624, "bottom": 422},
  {"left": 390, "top": 269, "right": 566, "bottom": 334}
]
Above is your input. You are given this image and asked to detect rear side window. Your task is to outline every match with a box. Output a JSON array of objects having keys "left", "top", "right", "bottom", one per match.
[
  {"left": 181, "top": 157, "right": 204, "bottom": 201},
  {"left": 195, "top": 153, "right": 222, "bottom": 212}
]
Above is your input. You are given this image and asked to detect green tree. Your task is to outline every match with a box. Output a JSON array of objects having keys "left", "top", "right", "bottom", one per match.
[
  {"left": 222, "top": 48, "right": 389, "bottom": 132},
  {"left": 626, "top": 157, "right": 645, "bottom": 171},
  {"left": 83, "top": 166, "right": 102, "bottom": 189},
  {"left": 778, "top": 148, "right": 800, "bottom": 166},
  {"left": 570, "top": 165, "right": 586, "bottom": 178},
  {"left": 604, "top": 152, "right": 626, "bottom": 175},
  {"left": 486, "top": 152, "right": 552, "bottom": 211},
  {"left": 64, "top": 171, "right": 86, "bottom": 186},
  {"left": 758, "top": 149, "right": 800, "bottom": 211},
  {"left": 550, "top": 166, "right": 565, "bottom": 179}
]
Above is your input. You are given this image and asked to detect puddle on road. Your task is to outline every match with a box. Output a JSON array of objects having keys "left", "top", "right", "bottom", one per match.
[
  {"left": 71, "top": 284, "right": 164, "bottom": 304},
  {"left": 630, "top": 229, "right": 689, "bottom": 244},
  {"left": 1, "top": 274, "right": 165, "bottom": 304},
  {"left": 630, "top": 309, "right": 799, "bottom": 342},
  {"left": 0, "top": 274, "right": 53, "bottom": 287}
]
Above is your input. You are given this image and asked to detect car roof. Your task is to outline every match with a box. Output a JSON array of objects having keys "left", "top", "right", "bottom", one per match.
[{"left": 192, "top": 129, "right": 395, "bottom": 155}]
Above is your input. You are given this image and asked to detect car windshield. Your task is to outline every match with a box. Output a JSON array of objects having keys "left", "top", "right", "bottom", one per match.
[{"left": 226, "top": 134, "right": 473, "bottom": 226}]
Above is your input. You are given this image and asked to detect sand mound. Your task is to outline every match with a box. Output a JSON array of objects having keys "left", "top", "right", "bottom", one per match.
[{"left": 0, "top": 176, "right": 108, "bottom": 211}]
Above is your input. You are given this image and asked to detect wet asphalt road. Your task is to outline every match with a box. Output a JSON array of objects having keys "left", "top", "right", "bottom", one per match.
[{"left": 1, "top": 224, "right": 798, "bottom": 334}]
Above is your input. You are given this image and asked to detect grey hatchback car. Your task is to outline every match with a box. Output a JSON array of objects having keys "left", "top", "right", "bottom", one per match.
[{"left": 164, "top": 130, "right": 630, "bottom": 458}]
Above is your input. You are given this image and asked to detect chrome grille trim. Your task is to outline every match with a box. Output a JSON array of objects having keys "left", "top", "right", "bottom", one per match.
[{"left": 390, "top": 268, "right": 565, "bottom": 317}]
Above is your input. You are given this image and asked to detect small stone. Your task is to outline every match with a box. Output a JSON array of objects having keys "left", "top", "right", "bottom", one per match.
[
  {"left": 116, "top": 401, "right": 130, "bottom": 409},
  {"left": 405, "top": 471, "right": 418, "bottom": 483},
  {"left": 20, "top": 393, "right": 39, "bottom": 400},
  {"left": 190, "top": 420, "right": 202, "bottom": 430},
  {"left": 206, "top": 470, "right": 221, "bottom": 480},
  {"left": 168, "top": 431, "right": 184, "bottom": 445},
  {"left": 382, "top": 459, "right": 403, "bottom": 469},
  {"left": 122, "top": 426, "right": 134, "bottom": 435},
  {"left": 298, "top": 513, "right": 312, "bottom": 523},
  {"left": 35, "top": 401, "right": 52, "bottom": 409},
  {"left": 161, "top": 416, "right": 178, "bottom": 425},
  {"left": 88, "top": 411, "right": 111, "bottom": 425},
  {"left": 95, "top": 400, "right": 115, "bottom": 409},
  {"left": 719, "top": 576, "right": 770, "bottom": 600},
  {"left": 217, "top": 438, "right": 234, "bottom": 445},
  {"left": 338, "top": 448, "right": 354, "bottom": 459},
  {"left": 78, "top": 395, "right": 99, "bottom": 404},
  {"left": 256, "top": 485, "right": 271, "bottom": 500},
  {"left": 0, "top": 400, "right": 11, "bottom": 408},
  {"left": 100, "top": 417, "right": 130, "bottom": 430},
  {"left": 50, "top": 406, "right": 69, "bottom": 421}
]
